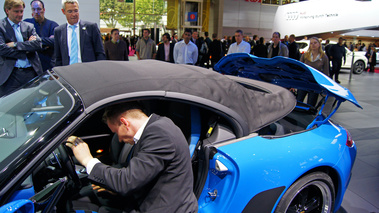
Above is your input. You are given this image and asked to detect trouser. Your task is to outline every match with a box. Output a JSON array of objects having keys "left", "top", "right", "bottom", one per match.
[
  {"left": 369, "top": 63, "right": 376, "bottom": 72},
  {"left": 331, "top": 59, "right": 342, "bottom": 81},
  {"left": 0, "top": 67, "right": 37, "bottom": 97},
  {"left": 296, "top": 90, "right": 319, "bottom": 107}
]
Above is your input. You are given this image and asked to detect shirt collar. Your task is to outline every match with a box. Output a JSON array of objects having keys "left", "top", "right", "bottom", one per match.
[
  {"left": 133, "top": 115, "right": 152, "bottom": 144},
  {"left": 310, "top": 52, "right": 321, "bottom": 62},
  {"left": 67, "top": 20, "right": 80, "bottom": 28},
  {"left": 7, "top": 18, "right": 18, "bottom": 27}
]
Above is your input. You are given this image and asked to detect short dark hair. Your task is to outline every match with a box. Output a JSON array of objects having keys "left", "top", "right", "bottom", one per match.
[
  {"left": 30, "top": 0, "right": 44, "bottom": 8},
  {"left": 212, "top": 33, "right": 217, "bottom": 39},
  {"left": 253, "top": 35, "right": 258, "bottom": 39},
  {"left": 205, "top": 32, "right": 209, "bottom": 37},
  {"left": 184, "top": 28, "right": 192, "bottom": 34},
  {"left": 273, "top": 32, "right": 281, "bottom": 38},
  {"left": 111, "top": 28, "right": 119, "bottom": 35},
  {"left": 163, "top": 33, "right": 171, "bottom": 41},
  {"left": 259, "top": 37, "right": 264, "bottom": 44},
  {"left": 142, "top": 29, "right": 150, "bottom": 34},
  {"left": 103, "top": 102, "right": 145, "bottom": 124},
  {"left": 235, "top": 29, "right": 243, "bottom": 35}
]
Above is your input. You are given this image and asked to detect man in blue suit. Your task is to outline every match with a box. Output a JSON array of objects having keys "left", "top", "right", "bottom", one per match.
[
  {"left": 54, "top": 0, "right": 105, "bottom": 67},
  {"left": 0, "top": 0, "right": 43, "bottom": 97},
  {"left": 24, "top": 0, "right": 58, "bottom": 71}
]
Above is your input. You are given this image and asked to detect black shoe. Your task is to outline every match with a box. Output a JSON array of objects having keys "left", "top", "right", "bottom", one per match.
[{"left": 336, "top": 80, "right": 341, "bottom": 83}]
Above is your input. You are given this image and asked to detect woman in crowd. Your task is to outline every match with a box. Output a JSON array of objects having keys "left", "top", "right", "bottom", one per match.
[{"left": 297, "top": 37, "right": 329, "bottom": 107}]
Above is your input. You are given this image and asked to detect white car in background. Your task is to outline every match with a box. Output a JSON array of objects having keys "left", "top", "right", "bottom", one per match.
[{"left": 298, "top": 40, "right": 368, "bottom": 74}]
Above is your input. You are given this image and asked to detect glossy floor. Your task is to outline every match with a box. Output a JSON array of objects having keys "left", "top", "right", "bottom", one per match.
[{"left": 332, "top": 69, "right": 379, "bottom": 213}]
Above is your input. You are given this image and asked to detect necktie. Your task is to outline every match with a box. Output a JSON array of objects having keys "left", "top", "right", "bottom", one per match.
[
  {"left": 70, "top": 25, "right": 78, "bottom": 65},
  {"left": 13, "top": 24, "right": 29, "bottom": 68}
]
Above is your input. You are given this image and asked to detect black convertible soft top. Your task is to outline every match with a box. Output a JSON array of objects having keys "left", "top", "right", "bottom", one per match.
[{"left": 52, "top": 60, "right": 296, "bottom": 134}]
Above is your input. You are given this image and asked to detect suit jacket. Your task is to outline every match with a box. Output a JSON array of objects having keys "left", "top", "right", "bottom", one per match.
[
  {"left": 24, "top": 17, "right": 59, "bottom": 71},
  {"left": 267, "top": 41, "right": 289, "bottom": 58},
  {"left": 0, "top": 18, "right": 43, "bottom": 85},
  {"left": 288, "top": 41, "right": 300, "bottom": 60},
  {"left": 53, "top": 20, "right": 105, "bottom": 66},
  {"left": 89, "top": 114, "right": 198, "bottom": 213},
  {"left": 156, "top": 42, "right": 174, "bottom": 63}
]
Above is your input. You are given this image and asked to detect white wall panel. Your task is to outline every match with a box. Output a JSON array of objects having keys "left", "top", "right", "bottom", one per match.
[{"left": 223, "top": 0, "right": 277, "bottom": 31}]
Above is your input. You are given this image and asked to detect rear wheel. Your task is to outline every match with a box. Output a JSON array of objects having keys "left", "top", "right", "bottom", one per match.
[
  {"left": 275, "top": 172, "right": 335, "bottom": 213},
  {"left": 353, "top": 60, "right": 365, "bottom": 74}
]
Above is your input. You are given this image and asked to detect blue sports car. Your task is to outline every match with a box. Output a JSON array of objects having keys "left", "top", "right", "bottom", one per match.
[{"left": 0, "top": 56, "right": 360, "bottom": 213}]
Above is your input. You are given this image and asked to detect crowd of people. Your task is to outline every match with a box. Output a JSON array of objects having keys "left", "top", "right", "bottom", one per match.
[{"left": 2, "top": 0, "right": 379, "bottom": 97}]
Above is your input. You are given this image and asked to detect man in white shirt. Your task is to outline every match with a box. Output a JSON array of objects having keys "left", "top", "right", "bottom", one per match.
[
  {"left": 173, "top": 29, "right": 198, "bottom": 64},
  {"left": 227, "top": 29, "right": 251, "bottom": 54}
]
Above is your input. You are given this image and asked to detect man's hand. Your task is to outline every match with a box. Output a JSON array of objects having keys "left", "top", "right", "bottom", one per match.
[
  {"left": 92, "top": 184, "right": 117, "bottom": 195},
  {"left": 66, "top": 136, "right": 94, "bottom": 167},
  {"left": 28, "top": 35, "right": 37, "bottom": 41},
  {"left": 6, "top": 42, "right": 15, "bottom": 48}
]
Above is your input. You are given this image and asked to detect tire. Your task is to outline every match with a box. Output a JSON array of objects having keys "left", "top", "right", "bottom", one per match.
[
  {"left": 353, "top": 60, "right": 365, "bottom": 74},
  {"left": 274, "top": 172, "right": 335, "bottom": 213}
]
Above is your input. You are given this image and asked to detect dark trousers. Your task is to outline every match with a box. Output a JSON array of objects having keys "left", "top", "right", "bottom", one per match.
[
  {"left": 330, "top": 59, "right": 342, "bottom": 82},
  {"left": 369, "top": 65, "right": 375, "bottom": 72},
  {"left": 297, "top": 89, "right": 319, "bottom": 107},
  {"left": 0, "top": 67, "right": 37, "bottom": 97}
]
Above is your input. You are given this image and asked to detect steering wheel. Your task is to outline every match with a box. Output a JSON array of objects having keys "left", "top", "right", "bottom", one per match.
[{"left": 57, "top": 144, "right": 82, "bottom": 189}]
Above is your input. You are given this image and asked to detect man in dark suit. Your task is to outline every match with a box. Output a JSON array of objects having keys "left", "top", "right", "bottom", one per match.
[
  {"left": 0, "top": 0, "right": 43, "bottom": 97},
  {"left": 54, "top": 0, "right": 105, "bottom": 67},
  {"left": 24, "top": 0, "right": 58, "bottom": 72},
  {"left": 288, "top": 34, "right": 300, "bottom": 60},
  {"left": 156, "top": 33, "right": 174, "bottom": 63},
  {"left": 191, "top": 31, "right": 201, "bottom": 65},
  {"left": 67, "top": 102, "right": 198, "bottom": 213}
]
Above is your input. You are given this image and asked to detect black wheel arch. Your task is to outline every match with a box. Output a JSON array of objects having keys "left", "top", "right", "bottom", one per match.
[{"left": 280, "top": 166, "right": 341, "bottom": 212}]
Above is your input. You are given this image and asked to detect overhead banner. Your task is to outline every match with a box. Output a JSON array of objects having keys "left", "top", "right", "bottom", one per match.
[{"left": 167, "top": 0, "right": 178, "bottom": 29}]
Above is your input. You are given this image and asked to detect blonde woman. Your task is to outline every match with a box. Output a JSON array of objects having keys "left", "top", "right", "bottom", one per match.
[{"left": 297, "top": 37, "right": 329, "bottom": 107}]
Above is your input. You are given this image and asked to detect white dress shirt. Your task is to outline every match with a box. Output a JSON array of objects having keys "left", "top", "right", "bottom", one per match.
[
  {"left": 227, "top": 40, "right": 251, "bottom": 54},
  {"left": 173, "top": 40, "right": 198, "bottom": 64},
  {"left": 66, "top": 20, "right": 82, "bottom": 63}
]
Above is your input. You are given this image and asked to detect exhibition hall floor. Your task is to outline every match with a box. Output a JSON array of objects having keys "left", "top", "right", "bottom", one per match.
[{"left": 334, "top": 69, "right": 379, "bottom": 213}]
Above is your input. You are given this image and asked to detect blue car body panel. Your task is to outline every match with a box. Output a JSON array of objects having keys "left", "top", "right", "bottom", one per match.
[
  {"left": 214, "top": 53, "right": 362, "bottom": 108},
  {"left": 0, "top": 199, "right": 34, "bottom": 213},
  {"left": 198, "top": 121, "right": 356, "bottom": 212}
]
